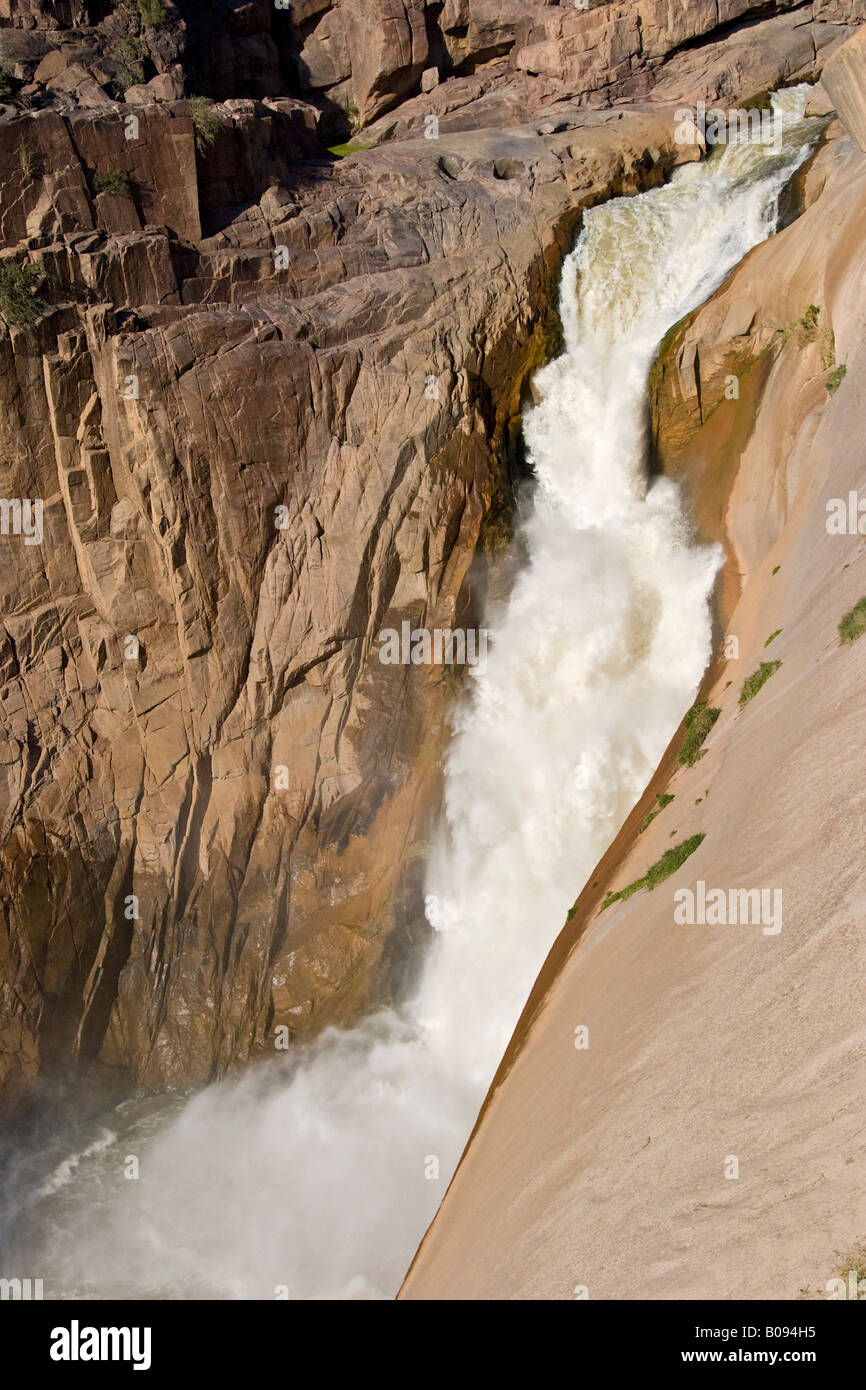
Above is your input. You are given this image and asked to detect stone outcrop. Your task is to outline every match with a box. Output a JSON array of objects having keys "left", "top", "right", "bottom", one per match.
[
  {"left": 821, "top": 22, "right": 866, "bottom": 147},
  {"left": 0, "top": 79, "right": 709, "bottom": 1114},
  {"left": 1, "top": 5, "right": 865, "bottom": 1117},
  {"left": 2, "top": 0, "right": 864, "bottom": 131}
]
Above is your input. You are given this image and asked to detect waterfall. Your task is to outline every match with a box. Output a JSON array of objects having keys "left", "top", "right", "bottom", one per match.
[{"left": 1, "top": 88, "right": 824, "bottom": 1300}]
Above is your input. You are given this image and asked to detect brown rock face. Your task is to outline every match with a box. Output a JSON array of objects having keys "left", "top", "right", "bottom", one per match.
[
  {"left": 0, "top": 5, "right": 864, "bottom": 1117},
  {"left": 0, "top": 71, "right": 710, "bottom": 1111}
]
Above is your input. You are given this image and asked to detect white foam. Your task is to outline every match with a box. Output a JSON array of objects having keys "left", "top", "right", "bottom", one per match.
[{"left": 12, "top": 89, "right": 822, "bottom": 1299}]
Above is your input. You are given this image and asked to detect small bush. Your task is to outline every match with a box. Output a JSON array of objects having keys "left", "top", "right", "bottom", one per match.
[
  {"left": 602, "top": 833, "right": 706, "bottom": 910},
  {"left": 795, "top": 303, "right": 820, "bottom": 345},
  {"left": 188, "top": 96, "right": 221, "bottom": 154},
  {"left": 344, "top": 101, "right": 362, "bottom": 135},
  {"left": 835, "top": 1239, "right": 866, "bottom": 1283},
  {"left": 827, "top": 364, "right": 847, "bottom": 395},
  {"left": 764, "top": 629, "right": 782, "bottom": 647},
  {"left": 678, "top": 701, "right": 720, "bottom": 767},
  {"left": 94, "top": 168, "right": 131, "bottom": 198},
  {"left": 0, "top": 259, "right": 47, "bottom": 328},
  {"left": 112, "top": 36, "right": 146, "bottom": 93},
  {"left": 135, "top": 0, "right": 167, "bottom": 25},
  {"left": 839, "top": 597, "right": 866, "bottom": 644},
  {"left": 739, "top": 660, "right": 781, "bottom": 706}
]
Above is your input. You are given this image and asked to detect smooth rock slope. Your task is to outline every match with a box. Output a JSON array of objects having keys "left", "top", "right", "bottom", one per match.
[{"left": 401, "top": 63, "right": 866, "bottom": 1300}]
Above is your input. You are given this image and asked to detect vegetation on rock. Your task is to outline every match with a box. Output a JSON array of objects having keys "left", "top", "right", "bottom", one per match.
[
  {"left": 678, "top": 701, "right": 720, "bottom": 766},
  {"left": 601, "top": 834, "right": 706, "bottom": 910},
  {"left": 135, "top": 0, "right": 167, "bottom": 26},
  {"left": 189, "top": 96, "right": 221, "bottom": 154},
  {"left": 839, "top": 597, "right": 866, "bottom": 644},
  {"left": 0, "top": 259, "right": 47, "bottom": 328},
  {"left": 739, "top": 660, "right": 781, "bottom": 705},
  {"left": 94, "top": 168, "right": 132, "bottom": 197}
]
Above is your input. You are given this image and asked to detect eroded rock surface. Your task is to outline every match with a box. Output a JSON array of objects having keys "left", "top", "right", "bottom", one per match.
[
  {"left": 401, "top": 47, "right": 866, "bottom": 1301},
  {"left": 0, "top": 3, "right": 863, "bottom": 1112}
]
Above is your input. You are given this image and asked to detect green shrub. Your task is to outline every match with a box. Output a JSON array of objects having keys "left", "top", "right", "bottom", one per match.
[
  {"left": 839, "top": 597, "right": 866, "bottom": 645},
  {"left": 826, "top": 364, "right": 847, "bottom": 395},
  {"left": 112, "top": 36, "right": 146, "bottom": 93},
  {"left": 135, "top": 0, "right": 167, "bottom": 25},
  {"left": 188, "top": 96, "right": 221, "bottom": 154},
  {"left": 0, "top": 259, "right": 47, "bottom": 328},
  {"left": 795, "top": 304, "right": 820, "bottom": 344},
  {"left": 764, "top": 629, "right": 782, "bottom": 647},
  {"left": 677, "top": 701, "right": 720, "bottom": 766},
  {"left": 739, "top": 660, "right": 781, "bottom": 706},
  {"left": 602, "top": 834, "right": 706, "bottom": 910},
  {"left": 94, "top": 168, "right": 131, "bottom": 198}
]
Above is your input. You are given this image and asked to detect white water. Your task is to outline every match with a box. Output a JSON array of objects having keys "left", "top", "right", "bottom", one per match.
[{"left": 3, "top": 90, "right": 823, "bottom": 1299}]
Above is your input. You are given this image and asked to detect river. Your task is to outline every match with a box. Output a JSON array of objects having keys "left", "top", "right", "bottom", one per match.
[{"left": 0, "top": 86, "right": 824, "bottom": 1300}]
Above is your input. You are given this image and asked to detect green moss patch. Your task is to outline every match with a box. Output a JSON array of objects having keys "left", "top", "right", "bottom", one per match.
[
  {"left": 678, "top": 701, "right": 720, "bottom": 766},
  {"left": 739, "top": 660, "right": 781, "bottom": 705},
  {"left": 839, "top": 597, "right": 866, "bottom": 644},
  {"left": 602, "top": 833, "right": 706, "bottom": 911}
]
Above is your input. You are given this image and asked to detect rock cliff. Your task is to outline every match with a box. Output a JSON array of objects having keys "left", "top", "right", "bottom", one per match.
[
  {"left": 401, "top": 25, "right": 866, "bottom": 1299},
  {"left": 0, "top": 2, "right": 863, "bottom": 1114}
]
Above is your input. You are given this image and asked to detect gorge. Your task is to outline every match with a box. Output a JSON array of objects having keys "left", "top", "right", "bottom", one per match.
[
  {"left": 1, "top": 0, "right": 865, "bottom": 1304},
  {"left": 2, "top": 83, "right": 834, "bottom": 1299}
]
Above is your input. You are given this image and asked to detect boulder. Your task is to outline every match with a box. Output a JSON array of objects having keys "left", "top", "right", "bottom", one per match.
[
  {"left": 821, "top": 22, "right": 866, "bottom": 151},
  {"left": 124, "top": 71, "right": 185, "bottom": 105}
]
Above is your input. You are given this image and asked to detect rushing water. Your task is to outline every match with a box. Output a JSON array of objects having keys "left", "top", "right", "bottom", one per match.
[{"left": 1, "top": 89, "right": 824, "bottom": 1299}]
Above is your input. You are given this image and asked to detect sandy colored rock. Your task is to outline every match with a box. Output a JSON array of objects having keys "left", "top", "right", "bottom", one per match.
[
  {"left": 0, "top": 80, "right": 718, "bottom": 1111},
  {"left": 401, "top": 126, "right": 866, "bottom": 1302},
  {"left": 822, "top": 22, "right": 866, "bottom": 148},
  {"left": 1, "top": 0, "right": 866, "bottom": 1120}
]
